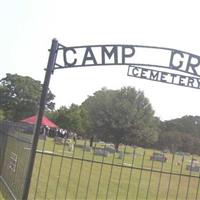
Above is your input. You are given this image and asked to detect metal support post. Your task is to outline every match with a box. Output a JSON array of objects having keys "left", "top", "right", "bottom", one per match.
[{"left": 22, "top": 38, "right": 59, "bottom": 200}]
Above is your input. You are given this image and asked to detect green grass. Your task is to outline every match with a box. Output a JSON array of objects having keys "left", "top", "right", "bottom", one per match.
[
  {"left": 27, "top": 138, "right": 200, "bottom": 200},
  {"left": 0, "top": 191, "right": 4, "bottom": 200}
]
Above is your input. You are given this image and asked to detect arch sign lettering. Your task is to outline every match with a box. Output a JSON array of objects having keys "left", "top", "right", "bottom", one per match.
[
  {"left": 23, "top": 39, "right": 200, "bottom": 199},
  {"left": 55, "top": 43, "right": 200, "bottom": 89}
]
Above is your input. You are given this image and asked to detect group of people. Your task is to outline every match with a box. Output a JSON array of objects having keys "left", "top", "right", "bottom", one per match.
[{"left": 40, "top": 125, "right": 77, "bottom": 141}]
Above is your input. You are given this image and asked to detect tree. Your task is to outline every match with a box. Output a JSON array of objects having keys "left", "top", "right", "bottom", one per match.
[
  {"left": 156, "top": 130, "right": 182, "bottom": 152},
  {"left": 161, "top": 115, "right": 200, "bottom": 136},
  {"left": 82, "top": 87, "right": 158, "bottom": 150},
  {"left": 47, "top": 106, "right": 68, "bottom": 129},
  {"left": 156, "top": 116, "right": 200, "bottom": 154},
  {"left": 0, "top": 109, "right": 5, "bottom": 121},
  {"left": 0, "top": 73, "right": 55, "bottom": 121},
  {"left": 47, "top": 104, "right": 87, "bottom": 134}
]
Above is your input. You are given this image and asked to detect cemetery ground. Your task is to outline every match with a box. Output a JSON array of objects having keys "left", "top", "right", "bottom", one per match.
[
  {"left": 0, "top": 191, "right": 4, "bottom": 199},
  {"left": 26, "top": 138, "right": 200, "bottom": 200}
]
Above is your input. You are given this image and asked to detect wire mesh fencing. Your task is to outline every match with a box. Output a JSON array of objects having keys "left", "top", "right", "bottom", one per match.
[
  {"left": 0, "top": 121, "right": 200, "bottom": 200},
  {"left": 29, "top": 136, "right": 200, "bottom": 200},
  {"left": 0, "top": 121, "right": 34, "bottom": 200}
]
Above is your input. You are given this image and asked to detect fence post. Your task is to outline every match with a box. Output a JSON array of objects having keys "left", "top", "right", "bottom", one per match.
[
  {"left": 0, "top": 122, "right": 6, "bottom": 176},
  {"left": 22, "top": 38, "right": 59, "bottom": 200},
  {"left": 0, "top": 122, "right": 9, "bottom": 178}
]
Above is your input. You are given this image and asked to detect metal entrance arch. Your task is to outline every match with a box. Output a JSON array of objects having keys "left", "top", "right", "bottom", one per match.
[{"left": 1, "top": 39, "right": 200, "bottom": 199}]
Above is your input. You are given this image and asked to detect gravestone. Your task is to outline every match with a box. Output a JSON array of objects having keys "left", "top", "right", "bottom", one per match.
[{"left": 94, "top": 149, "right": 109, "bottom": 157}]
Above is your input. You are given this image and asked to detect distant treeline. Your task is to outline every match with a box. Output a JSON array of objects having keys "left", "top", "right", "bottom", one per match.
[
  {"left": 155, "top": 115, "right": 200, "bottom": 154},
  {"left": 1, "top": 74, "right": 199, "bottom": 154}
]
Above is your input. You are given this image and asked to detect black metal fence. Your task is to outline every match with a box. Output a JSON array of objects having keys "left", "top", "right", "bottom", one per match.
[
  {"left": 0, "top": 121, "right": 34, "bottom": 200},
  {"left": 29, "top": 135, "right": 200, "bottom": 199},
  {"left": 1, "top": 121, "right": 200, "bottom": 199}
]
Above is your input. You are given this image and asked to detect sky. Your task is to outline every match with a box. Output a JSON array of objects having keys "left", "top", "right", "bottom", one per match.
[{"left": 1, "top": 0, "right": 200, "bottom": 121}]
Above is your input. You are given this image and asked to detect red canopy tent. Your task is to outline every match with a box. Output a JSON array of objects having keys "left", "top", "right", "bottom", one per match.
[{"left": 21, "top": 115, "right": 58, "bottom": 128}]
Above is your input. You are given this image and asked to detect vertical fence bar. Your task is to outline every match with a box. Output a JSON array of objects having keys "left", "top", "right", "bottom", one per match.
[
  {"left": 146, "top": 151, "right": 156, "bottom": 200},
  {"left": 0, "top": 124, "right": 3, "bottom": 175},
  {"left": 105, "top": 148, "right": 117, "bottom": 199},
  {"left": 195, "top": 170, "right": 200, "bottom": 200},
  {"left": 185, "top": 155, "right": 194, "bottom": 200},
  {"left": 64, "top": 140, "right": 77, "bottom": 200},
  {"left": 155, "top": 152, "right": 165, "bottom": 200},
  {"left": 54, "top": 137, "right": 68, "bottom": 199},
  {"left": 116, "top": 145, "right": 127, "bottom": 199},
  {"left": 125, "top": 146, "right": 136, "bottom": 200},
  {"left": 85, "top": 143, "right": 97, "bottom": 199},
  {"left": 95, "top": 144, "right": 107, "bottom": 200},
  {"left": 22, "top": 38, "right": 59, "bottom": 200},
  {"left": 44, "top": 139, "right": 57, "bottom": 199},
  {"left": 0, "top": 123, "right": 8, "bottom": 176},
  {"left": 175, "top": 155, "right": 185, "bottom": 200},
  {"left": 166, "top": 153, "right": 175, "bottom": 200},
  {"left": 75, "top": 140, "right": 87, "bottom": 199},
  {"left": 136, "top": 150, "right": 146, "bottom": 200},
  {"left": 33, "top": 137, "right": 47, "bottom": 199}
]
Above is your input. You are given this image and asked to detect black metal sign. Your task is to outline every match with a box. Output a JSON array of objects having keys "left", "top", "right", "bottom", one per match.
[
  {"left": 127, "top": 65, "right": 200, "bottom": 89},
  {"left": 55, "top": 44, "right": 200, "bottom": 89}
]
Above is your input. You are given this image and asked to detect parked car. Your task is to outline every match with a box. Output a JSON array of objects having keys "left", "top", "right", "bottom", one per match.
[{"left": 150, "top": 152, "right": 167, "bottom": 162}]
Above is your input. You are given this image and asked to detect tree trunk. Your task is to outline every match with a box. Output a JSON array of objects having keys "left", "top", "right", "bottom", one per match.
[
  {"left": 90, "top": 136, "right": 94, "bottom": 147},
  {"left": 115, "top": 143, "right": 119, "bottom": 152}
]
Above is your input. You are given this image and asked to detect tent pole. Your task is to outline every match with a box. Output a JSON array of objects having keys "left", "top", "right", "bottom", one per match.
[{"left": 22, "top": 38, "right": 59, "bottom": 200}]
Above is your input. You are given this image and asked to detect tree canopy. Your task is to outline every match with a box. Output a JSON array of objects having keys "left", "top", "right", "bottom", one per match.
[
  {"left": 0, "top": 73, "right": 55, "bottom": 121},
  {"left": 1, "top": 73, "right": 200, "bottom": 155},
  {"left": 156, "top": 115, "right": 200, "bottom": 154},
  {"left": 47, "top": 104, "right": 87, "bottom": 134},
  {"left": 82, "top": 87, "right": 159, "bottom": 149}
]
